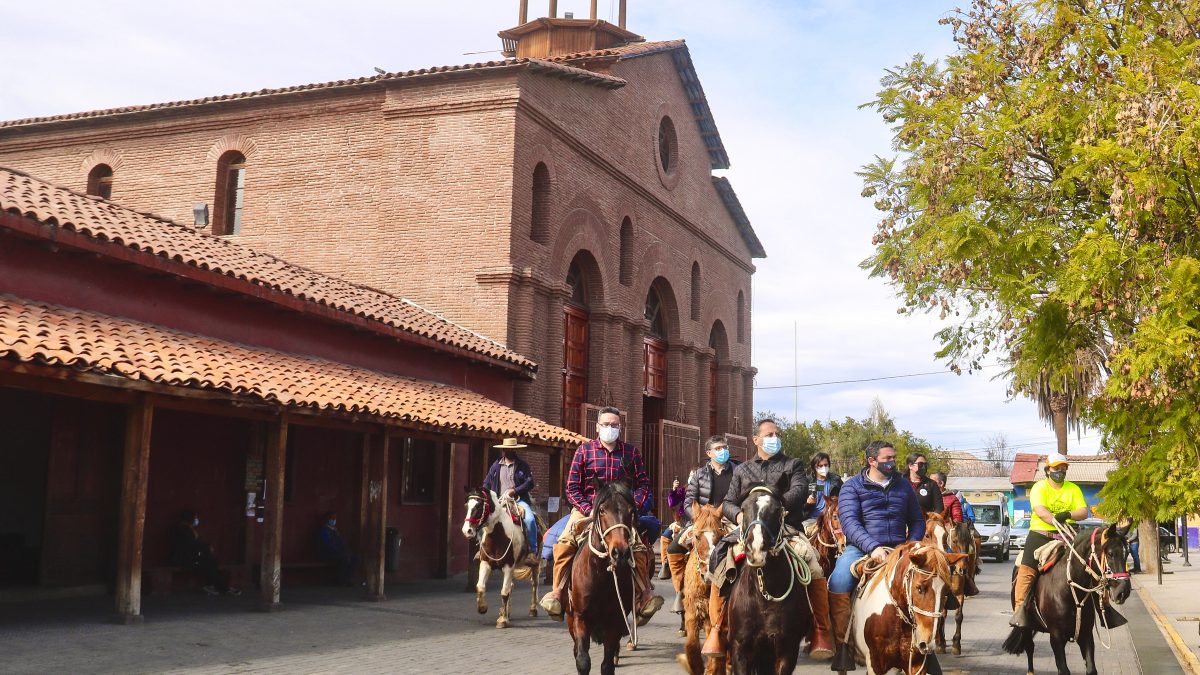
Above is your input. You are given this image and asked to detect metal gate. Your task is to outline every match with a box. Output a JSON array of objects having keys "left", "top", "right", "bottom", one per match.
[
  {"left": 643, "top": 420, "right": 702, "bottom": 521},
  {"left": 725, "top": 433, "right": 751, "bottom": 462}
]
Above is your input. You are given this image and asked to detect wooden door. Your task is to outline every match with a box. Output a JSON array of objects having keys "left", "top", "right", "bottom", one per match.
[
  {"left": 643, "top": 336, "right": 667, "bottom": 399},
  {"left": 563, "top": 304, "right": 590, "bottom": 431},
  {"left": 709, "top": 359, "right": 719, "bottom": 435}
]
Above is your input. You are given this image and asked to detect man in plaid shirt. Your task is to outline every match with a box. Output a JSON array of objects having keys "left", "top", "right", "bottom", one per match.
[{"left": 539, "top": 406, "right": 664, "bottom": 624}]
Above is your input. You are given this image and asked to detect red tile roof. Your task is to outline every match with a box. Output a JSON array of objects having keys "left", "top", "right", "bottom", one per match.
[
  {"left": 1010, "top": 452, "right": 1045, "bottom": 484},
  {"left": 0, "top": 295, "right": 584, "bottom": 447},
  {"left": 0, "top": 167, "right": 535, "bottom": 372}
]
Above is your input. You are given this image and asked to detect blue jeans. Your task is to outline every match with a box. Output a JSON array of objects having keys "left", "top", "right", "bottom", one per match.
[
  {"left": 517, "top": 499, "right": 537, "bottom": 555},
  {"left": 1130, "top": 541, "right": 1141, "bottom": 572},
  {"left": 830, "top": 544, "right": 868, "bottom": 594}
]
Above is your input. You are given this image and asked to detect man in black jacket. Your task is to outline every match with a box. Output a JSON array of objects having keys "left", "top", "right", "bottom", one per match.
[{"left": 702, "top": 419, "right": 833, "bottom": 661}]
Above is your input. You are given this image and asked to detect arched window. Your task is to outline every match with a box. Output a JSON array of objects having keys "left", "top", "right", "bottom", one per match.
[
  {"left": 619, "top": 217, "right": 633, "bottom": 286},
  {"left": 690, "top": 262, "right": 701, "bottom": 321},
  {"left": 736, "top": 291, "right": 746, "bottom": 343},
  {"left": 658, "top": 116, "right": 678, "bottom": 174},
  {"left": 566, "top": 260, "right": 587, "bottom": 307},
  {"left": 645, "top": 287, "right": 666, "bottom": 339},
  {"left": 86, "top": 164, "right": 113, "bottom": 200},
  {"left": 213, "top": 151, "right": 246, "bottom": 235},
  {"left": 531, "top": 162, "right": 551, "bottom": 243}
]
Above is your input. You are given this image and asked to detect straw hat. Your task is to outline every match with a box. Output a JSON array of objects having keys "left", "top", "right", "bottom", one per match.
[{"left": 493, "top": 437, "right": 528, "bottom": 449}]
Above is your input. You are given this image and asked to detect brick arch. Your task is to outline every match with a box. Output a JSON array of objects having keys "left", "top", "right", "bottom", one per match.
[
  {"left": 79, "top": 148, "right": 125, "bottom": 173},
  {"left": 564, "top": 249, "right": 606, "bottom": 309},
  {"left": 206, "top": 134, "right": 259, "bottom": 163},
  {"left": 548, "top": 208, "right": 612, "bottom": 308},
  {"left": 708, "top": 320, "right": 731, "bottom": 363},
  {"left": 643, "top": 275, "right": 682, "bottom": 343}
]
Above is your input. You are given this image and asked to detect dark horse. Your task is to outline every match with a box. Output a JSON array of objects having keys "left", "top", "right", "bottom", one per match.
[
  {"left": 727, "top": 484, "right": 814, "bottom": 675},
  {"left": 565, "top": 480, "right": 638, "bottom": 675},
  {"left": 1003, "top": 522, "right": 1131, "bottom": 675},
  {"left": 938, "top": 515, "right": 980, "bottom": 655}
]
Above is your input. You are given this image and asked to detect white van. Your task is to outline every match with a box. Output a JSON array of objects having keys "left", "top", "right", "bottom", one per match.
[{"left": 964, "top": 491, "right": 1011, "bottom": 562}]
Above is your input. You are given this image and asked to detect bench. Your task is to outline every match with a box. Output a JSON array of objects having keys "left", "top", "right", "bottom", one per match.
[{"left": 145, "top": 565, "right": 249, "bottom": 595}]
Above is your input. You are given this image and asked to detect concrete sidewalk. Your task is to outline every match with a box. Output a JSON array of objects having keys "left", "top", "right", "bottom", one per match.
[{"left": 1133, "top": 550, "right": 1200, "bottom": 674}]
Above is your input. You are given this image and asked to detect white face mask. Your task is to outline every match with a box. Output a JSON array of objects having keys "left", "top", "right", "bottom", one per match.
[
  {"left": 598, "top": 426, "right": 620, "bottom": 444},
  {"left": 816, "top": 466, "right": 829, "bottom": 478},
  {"left": 192, "top": 518, "right": 200, "bottom": 527}
]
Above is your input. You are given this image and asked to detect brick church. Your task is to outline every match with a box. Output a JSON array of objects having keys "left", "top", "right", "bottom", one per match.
[{"left": 0, "top": 1, "right": 763, "bottom": 522}]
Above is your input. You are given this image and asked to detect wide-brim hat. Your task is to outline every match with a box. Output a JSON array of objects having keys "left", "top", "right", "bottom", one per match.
[{"left": 493, "top": 437, "right": 527, "bottom": 449}]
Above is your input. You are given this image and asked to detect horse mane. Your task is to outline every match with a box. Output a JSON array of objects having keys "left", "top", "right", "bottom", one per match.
[
  {"left": 693, "top": 504, "right": 724, "bottom": 531},
  {"left": 870, "top": 542, "right": 951, "bottom": 591}
]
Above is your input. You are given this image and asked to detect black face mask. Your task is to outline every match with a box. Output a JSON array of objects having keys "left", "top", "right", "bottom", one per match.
[
  {"left": 915, "top": 463, "right": 928, "bottom": 477},
  {"left": 876, "top": 460, "right": 897, "bottom": 475},
  {"left": 1048, "top": 470, "right": 1067, "bottom": 483},
  {"left": 504, "top": 451, "right": 516, "bottom": 460}
]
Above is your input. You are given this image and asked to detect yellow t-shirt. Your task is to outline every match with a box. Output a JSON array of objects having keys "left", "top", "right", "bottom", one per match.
[{"left": 1028, "top": 479, "right": 1087, "bottom": 532}]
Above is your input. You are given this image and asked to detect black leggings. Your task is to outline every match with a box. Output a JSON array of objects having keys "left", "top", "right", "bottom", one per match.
[{"left": 1020, "top": 530, "right": 1056, "bottom": 568}]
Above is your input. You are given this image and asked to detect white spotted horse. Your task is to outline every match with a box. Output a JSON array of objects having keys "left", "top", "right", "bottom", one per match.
[{"left": 462, "top": 487, "right": 541, "bottom": 628}]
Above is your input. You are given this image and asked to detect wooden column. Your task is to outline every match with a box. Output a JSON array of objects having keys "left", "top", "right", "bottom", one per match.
[
  {"left": 441, "top": 442, "right": 460, "bottom": 577},
  {"left": 364, "top": 432, "right": 389, "bottom": 601},
  {"left": 590, "top": 0, "right": 598, "bottom": 19},
  {"left": 258, "top": 416, "right": 287, "bottom": 612},
  {"left": 114, "top": 396, "right": 154, "bottom": 624}
]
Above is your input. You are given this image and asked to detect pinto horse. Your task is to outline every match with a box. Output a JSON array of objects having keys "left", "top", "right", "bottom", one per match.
[
  {"left": 565, "top": 480, "right": 639, "bottom": 675},
  {"left": 1002, "top": 523, "right": 1131, "bottom": 675},
  {"left": 727, "top": 485, "right": 814, "bottom": 675},
  {"left": 843, "top": 542, "right": 969, "bottom": 675},
  {"left": 676, "top": 504, "right": 729, "bottom": 675},
  {"left": 462, "top": 488, "right": 540, "bottom": 628},
  {"left": 937, "top": 516, "right": 980, "bottom": 655}
]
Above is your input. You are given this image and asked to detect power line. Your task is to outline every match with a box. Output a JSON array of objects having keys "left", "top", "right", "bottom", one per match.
[{"left": 754, "top": 364, "right": 1003, "bottom": 390}]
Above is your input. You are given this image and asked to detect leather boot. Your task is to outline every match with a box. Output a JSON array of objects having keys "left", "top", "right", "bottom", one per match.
[
  {"left": 666, "top": 552, "right": 688, "bottom": 594},
  {"left": 807, "top": 578, "right": 835, "bottom": 660},
  {"left": 829, "top": 591, "right": 856, "bottom": 672},
  {"left": 658, "top": 543, "right": 672, "bottom": 580},
  {"left": 1009, "top": 564, "right": 1037, "bottom": 628},
  {"left": 538, "top": 542, "right": 575, "bottom": 620},
  {"left": 634, "top": 548, "right": 664, "bottom": 626},
  {"left": 702, "top": 587, "right": 728, "bottom": 657}
]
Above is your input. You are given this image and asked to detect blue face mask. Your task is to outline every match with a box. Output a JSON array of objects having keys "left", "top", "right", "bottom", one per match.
[
  {"left": 761, "top": 437, "right": 782, "bottom": 456},
  {"left": 327, "top": 519, "right": 337, "bottom": 527},
  {"left": 713, "top": 448, "right": 731, "bottom": 464}
]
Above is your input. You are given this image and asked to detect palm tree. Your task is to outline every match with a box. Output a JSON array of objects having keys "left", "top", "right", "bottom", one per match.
[{"left": 1009, "top": 348, "right": 1107, "bottom": 455}]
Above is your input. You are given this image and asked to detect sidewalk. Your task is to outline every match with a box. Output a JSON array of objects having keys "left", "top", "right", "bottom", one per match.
[{"left": 1133, "top": 550, "right": 1200, "bottom": 674}]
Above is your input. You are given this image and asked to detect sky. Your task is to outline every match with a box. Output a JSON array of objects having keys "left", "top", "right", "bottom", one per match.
[{"left": 0, "top": 0, "right": 1101, "bottom": 458}]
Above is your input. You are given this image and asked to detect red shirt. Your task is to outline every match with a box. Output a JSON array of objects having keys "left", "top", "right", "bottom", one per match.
[
  {"left": 565, "top": 438, "right": 651, "bottom": 515},
  {"left": 941, "top": 492, "right": 964, "bottom": 523}
]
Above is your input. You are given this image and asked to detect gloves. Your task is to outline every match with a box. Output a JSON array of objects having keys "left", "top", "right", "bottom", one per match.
[{"left": 1054, "top": 511, "right": 1071, "bottom": 523}]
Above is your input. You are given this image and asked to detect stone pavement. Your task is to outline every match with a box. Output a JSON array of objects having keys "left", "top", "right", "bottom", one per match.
[
  {"left": 0, "top": 558, "right": 1161, "bottom": 674},
  {"left": 1133, "top": 550, "right": 1200, "bottom": 674}
]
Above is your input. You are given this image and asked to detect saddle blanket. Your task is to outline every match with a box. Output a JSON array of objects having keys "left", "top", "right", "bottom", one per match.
[{"left": 1033, "top": 539, "right": 1066, "bottom": 573}]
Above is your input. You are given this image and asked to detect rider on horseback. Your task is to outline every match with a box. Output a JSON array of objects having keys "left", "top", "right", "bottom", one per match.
[
  {"left": 931, "top": 472, "right": 964, "bottom": 523},
  {"left": 829, "top": 440, "right": 926, "bottom": 666},
  {"left": 702, "top": 418, "right": 835, "bottom": 661},
  {"left": 803, "top": 451, "right": 843, "bottom": 530},
  {"left": 1009, "top": 452, "right": 1088, "bottom": 628},
  {"left": 483, "top": 438, "right": 539, "bottom": 561},
  {"left": 539, "top": 407, "right": 665, "bottom": 625}
]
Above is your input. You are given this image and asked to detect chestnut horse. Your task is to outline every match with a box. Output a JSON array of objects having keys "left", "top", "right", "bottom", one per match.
[
  {"left": 938, "top": 516, "right": 980, "bottom": 655},
  {"left": 676, "top": 503, "right": 729, "bottom": 675},
  {"left": 1002, "top": 523, "right": 1131, "bottom": 675},
  {"left": 809, "top": 494, "right": 845, "bottom": 577},
  {"left": 462, "top": 488, "right": 539, "bottom": 628},
  {"left": 843, "top": 542, "right": 969, "bottom": 675},
  {"left": 565, "top": 480, "right": 639, "bottom": 675},
  {"left": 727, "top": 485, "right": 814, "bottom": 675}
]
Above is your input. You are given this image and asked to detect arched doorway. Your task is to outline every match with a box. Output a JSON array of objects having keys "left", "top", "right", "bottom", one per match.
[
  {"left": 642, "top": 283, "right": 669, "bottom": 432},
  {"left": 562, "top": 255, "right": 596, "bottom": 434}
]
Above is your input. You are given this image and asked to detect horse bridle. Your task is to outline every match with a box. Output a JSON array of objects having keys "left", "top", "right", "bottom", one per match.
[
  {"left": 740, "top": 486, "right": 788, "bottom": 556},
  {"left": 816, "top": 511, "right": 845, "bottom": 554},
  {"left": 465, "top": 492, "right": 492, "bottom": 526}
]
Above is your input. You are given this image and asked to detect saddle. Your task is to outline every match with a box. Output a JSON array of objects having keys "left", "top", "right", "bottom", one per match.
[{"left": 1033, "top": 539, "right": 1066, "bottom": 573}]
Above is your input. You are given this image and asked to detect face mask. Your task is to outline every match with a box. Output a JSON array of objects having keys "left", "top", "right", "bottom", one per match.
[
  {"left": 598, "top": 426, "right": 620, "bottom": 444},
  {"left": 327, "top": 519, "right": 337, "bottom": 527},
  {"left": 1048, "top": 470, "right": 1066, "bottom": 483},
  {"left": 761, "top": 437, "right": 782, "bottom": 456},
  {"left": 876, "top": 460, "right": 896, "bottom": 476},
  {"left": 915, "top": 463, "right": 928, "bottom": 477},
  {"left": 816, "top": 466, "right": 829, "bottom": 478},
  {"left": 192, "top": 518, "right": 200, "bottom": 527},
  {"left": 503, "top": 451, "right": 515, "bottom": 460},
  {"left": 713, "top": 448, "right": 730, "bottom": 464}
]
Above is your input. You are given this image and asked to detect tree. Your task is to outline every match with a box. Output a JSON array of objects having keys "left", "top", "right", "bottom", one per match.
[
  {"left": 860, "top": 0, "right": 1200, "bottom": 521},
  {"left": 983, "top": 432, "right": 1013, "bottom": 477}
]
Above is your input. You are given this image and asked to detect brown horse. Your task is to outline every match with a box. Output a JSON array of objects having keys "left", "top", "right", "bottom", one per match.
[
  {"left": 844, "top": 542, "right": 969, "bottom": 675},
  {"left": 462, "top": 488, "right": 539, "bottom": 628},
  {"left": 938, "top": 516, "right": 980, "bottom": 655},
  {"left": 1002, "top": 523, "right": 1131, "bottom": 675},
  {"left": 676, "top": 503, "right": 729, "bottom": 675},
  {"left": 809, "top": 494, "right": 845, "bottom": 577},
  {"left": 565, "top": 480, "right": 639, "bottom": 675},
  {"left": 727, "top": 485, "right": 814, "bottom": 675}
]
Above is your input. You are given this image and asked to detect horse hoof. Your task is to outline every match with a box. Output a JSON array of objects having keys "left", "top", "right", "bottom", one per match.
[
  {"left": 626, "top": 641, "right": 637, "bottom": 651},
  {"left": 953, "top": 646, "right": 961, "bottom": 656},
  {"left": 529, "top": 608, "right": 538, "bottom": 617},
  {"left": 477, "top": 604, "right": 487, "bottom": 614},
  {"left": 937, "top": 645, "right": 946, "bottom": 654},
  {"left": 676, "top": 629, "right": 686, "bottom": 638},
  {"left": 496, "top": 618, "right": 508, "bottom": 629}
]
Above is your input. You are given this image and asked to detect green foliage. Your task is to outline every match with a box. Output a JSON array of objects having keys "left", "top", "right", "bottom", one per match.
[
  {"left": 861, "top": 0, "right": 1200, "bottom": 519},
  {"left": 758, "top": 399, "right": 949, "bottom": 477}
]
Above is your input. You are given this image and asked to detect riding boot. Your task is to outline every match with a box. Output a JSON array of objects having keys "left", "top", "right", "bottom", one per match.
[
  {"left": 538, "top": 542, "right": 575, "bottom": 620},
  {"left": 829, "top": 591, "right": 856, "bottom": 672},
  {"left": 666, "top": 552, "right": 688, "bottom": 594},
  {"left": 1009, "top": 564, "right": 1037, "bottom": 628},
  {"left": 658, "top": 543, "right": 672, "bottom": 580},
  {"left": 634, "top": 547, "right": 664, "bottom": 626},
  {"left": 923, "top": 652, "right": 943, "bottom": 675},
  {"left": 807, "top": 578, "right": 835, "bottom": 660},
  {"left": 701, "top": 588, "right": 728, "bottom": 657}
]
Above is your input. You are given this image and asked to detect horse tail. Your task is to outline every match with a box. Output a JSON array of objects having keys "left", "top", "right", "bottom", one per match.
[{"left": 1001, "top": 626, "right": 1032, "bottom": 655}]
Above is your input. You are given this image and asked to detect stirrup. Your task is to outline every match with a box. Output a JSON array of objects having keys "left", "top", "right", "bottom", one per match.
[
  {"left": 539, "top": 592, "right": 563, "bottom": 621},
  {"left": 1008, "top": 603, "right": 1030, "bottom": 628},
  {"left": 635, "top": 595, "right": 664, "bottom": 626}
]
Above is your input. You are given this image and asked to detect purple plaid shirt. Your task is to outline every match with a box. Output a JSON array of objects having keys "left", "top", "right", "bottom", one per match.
[{"left": 566, "top": 438, "right": 651, "bottom": 515}]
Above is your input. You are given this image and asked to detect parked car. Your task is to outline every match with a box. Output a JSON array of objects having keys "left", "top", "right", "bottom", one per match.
[
  {"left": 1159, "top": 526, "right": 1177, "bottom": 554},
  {"left": 1009, "top": 517, "right": 1031, "bottom": 549}
]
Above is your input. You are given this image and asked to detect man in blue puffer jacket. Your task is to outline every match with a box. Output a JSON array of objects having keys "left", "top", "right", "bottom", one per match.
[{"left": 828, "top": 440, "right": 926, "bottom": 665}]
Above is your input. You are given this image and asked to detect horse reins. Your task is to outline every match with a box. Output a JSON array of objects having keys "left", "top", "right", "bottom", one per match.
[
  {"left": 584, "top": 506, "right": 640, "bottom": 647},
  {"left": 739, "top": 486, "right": 812, "bottom": 602},
  {"left": 470, "top": 494, "right": 524, "bottom": 565},
  {"left": 1046, "top": 520, "right": 1128, "bottom": 647}
]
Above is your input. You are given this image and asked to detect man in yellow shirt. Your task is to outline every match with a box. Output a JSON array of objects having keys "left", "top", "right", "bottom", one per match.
[{"left": 1010, "top": 452, "right": 1089, "bottom": 628}]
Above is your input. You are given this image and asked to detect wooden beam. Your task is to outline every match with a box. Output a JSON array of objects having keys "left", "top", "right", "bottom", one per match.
[
  {"left": 114, "top": 395, "right": 154, "bottom": 623},
  {"left": 363, "top": 432, "right": 390, "bottom": 601},
  {"left": 258, "top": 415, "right": 288, "bottom": 611}
]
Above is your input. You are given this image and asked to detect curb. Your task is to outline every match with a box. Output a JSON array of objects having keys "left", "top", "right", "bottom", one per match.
[{"left": 1134, "top": 580, "right": 1200, "bottom": 675}]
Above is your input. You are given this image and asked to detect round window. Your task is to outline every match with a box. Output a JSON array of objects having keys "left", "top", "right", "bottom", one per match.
[{"left": 658, "top": 116, "right": 678, "bottom": 174}]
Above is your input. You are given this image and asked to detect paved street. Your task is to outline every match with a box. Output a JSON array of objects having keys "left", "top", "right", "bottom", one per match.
[{"left": 0, "top": 558, "right": 1162, "bottom": 674}]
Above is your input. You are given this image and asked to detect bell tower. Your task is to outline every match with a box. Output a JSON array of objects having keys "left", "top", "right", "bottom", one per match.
[{"left": 499, "top": 0, "right": 643, "bottom": 59}]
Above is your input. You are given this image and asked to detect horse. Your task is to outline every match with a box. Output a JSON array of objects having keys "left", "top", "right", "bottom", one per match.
[
  {"left": 726, "top": 484, "right": 814, "bottom": 675},
  {"left": 937, "top": 516, "right": 980, "bottom": 655},
  {"left": 461, "top": 487, "right": 540, "bottom": 628},
  {"left": 841, "top": 542, "right": 969, "bottom": 675},
  {"left": 676, "top": 503, "right": 729, "bottom": 675},
  {"left": 809, "top": 494, "right": 845, "bottom": 577},
  {"left": 1002, "top": 523, "right": 1131, "bottom": 675},
  {"left": 565, "top": 480, "right": 640, "bottom": 675}
]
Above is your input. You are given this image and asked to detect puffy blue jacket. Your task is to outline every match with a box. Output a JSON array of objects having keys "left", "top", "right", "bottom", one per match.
[{"left": 839, "top": 468, "right": 926, "bottom": 553}]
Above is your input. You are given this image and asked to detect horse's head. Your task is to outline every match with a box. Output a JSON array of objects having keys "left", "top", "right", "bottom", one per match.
[
  {"left": 820, "top": 495, "right": 845, "bottom": 549},
  {"left": 688, "top": 504, "right": 725, "bottom": 576},
  {"left": 462, "top": 486, "right": 494, "bottom": 539},
  {"left": 943, "top": 549, "right": 978, "bottom": 598},
  {"left": 902, "top": 544, "right": 951, "bottom": 655},
  {"left": 923, "top": 512, "right": 949, "bottom": 551},
  {"left": 740, "top": 483, "right": 785, "bottom": 568},
  {"left": 591, "top": 479, "right": 636, "bottom": 564},
  {"left": 947, "top": 520, "right": 979, "bottom": 594},
  {"left": 1099, "top": 522, "right": 1132, "bottom": 604}
]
